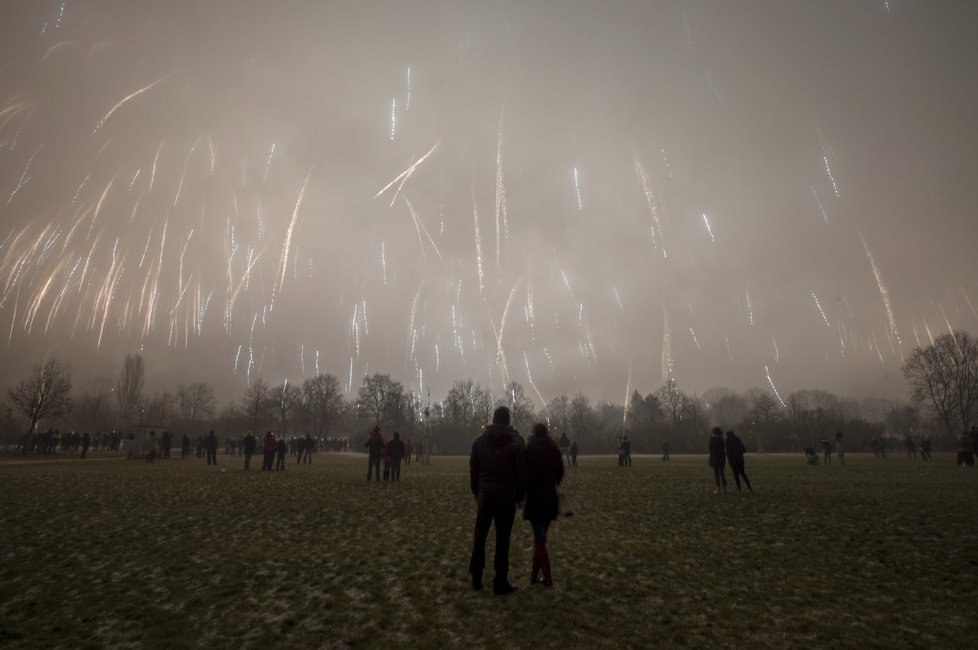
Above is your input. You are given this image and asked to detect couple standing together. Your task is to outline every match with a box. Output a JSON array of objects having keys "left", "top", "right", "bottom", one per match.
[{"left": 469, "top": 406, "right": 564, "bottom": 595}]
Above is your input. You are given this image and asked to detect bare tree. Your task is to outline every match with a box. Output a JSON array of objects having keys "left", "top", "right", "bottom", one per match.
[
  {"left": 115, "top": 353, "right": 145, "bottom": 424},
  {"left": 8, "top": 359, "right": 73, "bottom": 434},
  {"left": 500, "top": 381, "right": 535, "bottom": 433},
  {"left": 146, "top": 391, "right": 172, "bottom": 426},
  {"left": 176, "top": 382, "right": 216, "bottom": 425},
  {"left": 903, "top": 331, "right": 978, "bottom": 434},
  {"left": 657, "top": 379, "right": 684, "bottom": 428},
  {"left": 569, "top": 392, "right": 594, "bottom": 437},
  {"left": 241, "top": 378, "right": 271, "bottom": 432},
  {"left": 302, "top": 373, "right": 344, "bottom": 437},
  {"left": 443, "top": 379, "right": 486, "bottom": 427},
  {"left": 357, "top": 374, "right": 404, "bottom": 430},
  {"left": 269, "top": 381, "right": 302, "bottom": 436},
  {"left": 545, "top": 394, "right": 571, "bottom": 431}
]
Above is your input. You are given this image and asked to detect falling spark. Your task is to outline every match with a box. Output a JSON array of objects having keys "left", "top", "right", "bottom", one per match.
[
  {"left": 374, "top": 138, "right": 440, "bottom": 204},
  {"left": 702, "top": 213, "right": 716, "bottom": 243},
  {"left": 271, "top": 162, "right": 315, "bottom": 311},
  {"left": 745, "top": 289, "right": 754, "bottom": 326},
  {"left": 810, "top": 186, "right": 829, "bottom": 223},
  {"left": 93, "top": 74, "right": 168, "bottom": 134},
  {"left": 632, "top": 147, "right": 666, "bottom": 257},
  {"left": 689, "top": 327, "right": 701, "bottom": 350},
  {"left": 471, "top": 181, "right": 485, "bottom": 299},
  {"left": 573, "top": 167, "right": 583, "bottom": 211},
  {"left": 613, "top": 286, "right": 623, "bottom": 310},
  {"left": 771, "top": 336, "right": 780, "bottom": 362},
  {"left": 765, "top": 365, "right": 787, "bottom": 408},
  {"left": 390, "top": 98, "right": 397, "bottom": 141},
  {"left": 859, "top": 230, "right": 901, "bottom": 345},
  {"left": 263, "top": 142, "right": 276, "bottom": 181},
  {"left": 405, "top": 67, "right": 412, "bottom": 111},
  {"left": 661, "top": 306, "right": 673, "bottom": 383},
  {"left": 811, "top": 289, "right": 831, "bottom": 327},
  {"left": 724, "top": 335, "right": 733, "bottom": 362}
]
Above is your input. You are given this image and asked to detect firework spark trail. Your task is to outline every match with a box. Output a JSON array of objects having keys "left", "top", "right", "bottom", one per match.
[
  {"left": 811, "top": 289, "right": 831, "bottom": 327},
  {"left": 661, "top": 305, "right": 673, "bottom": 383},
  {"left": 573, "top": 167, "right": 583, "bottom": 211},
  {"left": 702, "top": 213, "right": 716, "bottom": 243},
  {"left": 858, "top": 229, "right": 901, "bottom": 345},
  {"left": 523, "top": 349, "right": 547, "bottom": 409},
  {"left": 471, "top": 181, "right": 485, "bottom": 299},
  {"left": 374, "top": 136, "right": 439, "bottom": 197},
  {"left": 765, "top": 365, "right": 787, "bottom": 408},
  {"left": 745, "top": 289, "right": 754, "bottom": 326},
  {"left": 402, "top": 194, "right": 443, "bottom": 262},
  {"left": 772, "top": 336, "right": 780, "bottom": 362},
  {"left": 724, "top": 334, "right": 733, "bottom": 362},
  {"left": 263, "top": 142, "right": 277, "bottom": 181},
  {"left": 622, "top": 357, "right": 633, "bottom": 427},
  {"left": 960, "top": 284, "right": 978, "bottom": 320},
  {"left": 495, "top": 113, "right": 508, "bottom": 272},
  {"left": 93, "top": 73, "right": 168, "bottom": 134},
  {"left": 380, "top": 241, "right": 388, "bottom": 285},
  {"left": 390, "top": 98, "right": 397, "bottom": 141},
  {"left": 613, "top": 286, "right": 624, "bottom": 310},
  {"left": 816, "top": 125, "right": 841, "bottom": 198},
  {"left": 6, "top": 145, "right": 42, "bottom": 206},
  {"left": 173, "top": 135, "right": 202, "bottom": 206},
  {"left": 632, "top": 148, "right": 667, "bottom": 257},
  {"left": 270, "top": 162, "right": 315, "bottom": 312},
  {"left": 406, "top": 278, "right": 424, "bottom": 365},
  {"left": 689, "top": 327, "right": 701, "bottom": 350},
  {"left": 810, "top": 186, "right": 829, "bottom": 223}
]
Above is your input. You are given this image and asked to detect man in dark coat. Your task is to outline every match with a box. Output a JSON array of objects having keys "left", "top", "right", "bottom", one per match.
[
  {"left": 205, "top": 430, "right": 218, "bottom": 466},
  {"left": 709, "top": 427, "right": 727, "bottom": 493},
  {"left": 725, "top": 430, "right": 752, "bottom": 492},
  {"left": 242, "top": 431, "right": 257, "bottom": 470},
  {"left": 469, "top": 406, "right": 525, "bottom": 595},
  {"left": 365, "top": 427, "right": 384, "bottom": 481},
  {"left": 524, "top": 423, "right": 564, "bottom": 587},
  {"left": 261, "top": 431, "right": 277, "bottom": 471},
  {"left": 387, "top": 432, "right": 406, "bottom": 481}
]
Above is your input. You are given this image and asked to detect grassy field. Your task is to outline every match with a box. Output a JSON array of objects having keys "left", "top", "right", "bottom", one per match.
[{"left": 1, "top": 451, "right": 976, "bottom": 649}]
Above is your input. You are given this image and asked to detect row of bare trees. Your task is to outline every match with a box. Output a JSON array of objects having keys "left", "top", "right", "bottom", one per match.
[{"left": 6, "top": 332, "right": 978, "bottom": 452}]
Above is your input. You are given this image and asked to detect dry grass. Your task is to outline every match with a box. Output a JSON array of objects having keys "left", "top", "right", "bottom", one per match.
[{"left": 1, "top": 451, "right": 976, "bottom": 648}]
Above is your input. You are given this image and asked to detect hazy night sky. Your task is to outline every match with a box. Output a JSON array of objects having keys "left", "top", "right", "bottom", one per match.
[{"left": 1, "top": 0, "right": 976, "bottom": 407}]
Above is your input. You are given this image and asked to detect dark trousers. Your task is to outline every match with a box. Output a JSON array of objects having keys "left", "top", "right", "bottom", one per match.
[
  {"left": 390, "top": 459, "right": 402, "bottom": 481},
  {"left": 729, "top": 461, "right": 751, "bottom": 491},
  {"left": 367, "top": 456, "right": 381, "bottom": 480},
  {"left": 262, "top": 451, "right": 275, "bottom": 471},
  {"left": 206, "top": 450, "right": 217, "bottom": 465},
  {"left": 571, "top": 454, "right": 577, "bottom": 467},
  {"left": 243, "top": 452, "right": 253, "bottom": 470},
  {"left": 711, "top": 462, "right": 727, "bottom": 490},
  {"left": 469, "top": 492, "right": 516, "bottom": 586},
  {"left": 276, "top": 453, "right": 285, "bottom": 471}
]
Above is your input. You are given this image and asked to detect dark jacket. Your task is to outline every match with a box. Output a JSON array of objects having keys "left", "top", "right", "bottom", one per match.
[
  {"left": 365, "top": 434, "right": 384, "bottom": 458},
  {"left": 470, "top": 424, "right": 525, "bottom": 500},
  {"left": 205, "top": 433, "right": 218, "bottom": 452},
  {"left": 387, "top": 438, "right": 406, "bottom": 461},
  {"left": 242, "top": 434, "right": 257, "bottom": 454},
  {"left": 725, "top": 433, "right": 747, "bottom": 465},
  {"left": 523, "top": 433, "right": 564, "bottom": 521},
  {"left": 708, "top": 433, "right": 726, "bottom": 467}
]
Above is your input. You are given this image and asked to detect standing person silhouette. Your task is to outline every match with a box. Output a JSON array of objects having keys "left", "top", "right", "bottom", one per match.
[
  {"left": 469, "top": 406, "right": 525, "bottom": 595},
  {"left": 725, "top": 430, "right": 752, "bottom": 492},
  {"left": 709, "top": 427, "right": 727, "bottom": 494},
  {"left": 557, "top": 431, "right": 571, "bottom": 465},
  {"left": 524, "top": 423, "right": 564, "bottom": 587},
  {"left": 365, "top": 426, "right": 384, "bottom": 481}
]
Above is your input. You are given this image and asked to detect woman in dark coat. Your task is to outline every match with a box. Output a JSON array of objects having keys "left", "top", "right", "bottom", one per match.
[
  {"left": 708, "top": 427, "right": 727, "bottom": 494},
  {"left": 724, "top": 430, "right": 751, "bottom": 492},
  {"left": 524, "top": 423, "right": 564, "bottom": 587}
]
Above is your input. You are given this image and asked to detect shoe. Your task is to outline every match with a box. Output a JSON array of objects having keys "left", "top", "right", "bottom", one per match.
[
  {"left": 493, "top": 582, "right": 517, "bottom": 596},
  {"left": 471, "top": 573, "right": 483, "bottom": 591}
]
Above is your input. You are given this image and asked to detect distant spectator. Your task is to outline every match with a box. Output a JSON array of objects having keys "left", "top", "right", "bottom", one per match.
[
  {"left": 302, "top": 434, "right": 314, "bottom": 464},
  {"left": 957, "top": 431, "right": 974, "bottom": 467},
  {"left": 709, "top": 427, "right": 727, "bottom": 494},
  {"left": 262, "top": 431, "right": 277, "bottom": 471},
  {"left": 81, "top": 432, "right": 91, "bottom": 459},
  {"left": 725, "top": 430, "right": 752, "bottom": 493},
  {"left": 569, "top": 440, "right": 578, "bottom": 467},
  {"left": 879, "top": 436, "right": 888, "bottom": 460},
  {"left": 365, "top": 427, "right": 384, "bottom": 481},
  {"left": 388, "top": 432, "right": 406, "bottom": 481},
  {"left": 557, "top": 431, "right": 571, "bottom": 465},
  {"left": 161, "top": 431, "right": 172, "bottom": 458},
  {"left": 821, "top": 438, "right": 832, "bottom": 466},
  {"left": 661, "top": 441, "right": 670, "bottom": 462},
  {"left": 295, "top": 436, "right": 305, "bottom": 465},
  {"left": 404, "top": 439, "right": 414, "bottom": 465},
  {"left": 835, "top": 430, "right": 845, "bottom": 466},
  {"left": 145, "top": 431, "right": 159, "bottom": 464},
  {"left": 905, "top": 435, "right": 916, "bottom": 460},
  {"left": 242, "top": 431, "right": 257, "bottom": 470},
  {"left": 920, "top": 438, "right": 932, "bottom": 461},
  {"left": 623, "top": 436, "right": 632, "bottom": 466},
  {"left": 275, "top": 436, "right": 287, "bottom": 471},
  {"left": 205, "top": 430, "right": 218, "bottom": 466},
  {"left": 871, "top": 437, "right": 880, "bottom": 459}
]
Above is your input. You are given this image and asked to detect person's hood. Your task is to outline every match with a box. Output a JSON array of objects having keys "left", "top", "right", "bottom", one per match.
[{"left": 484, "top": 424, "right": 517, "bottom": 446}]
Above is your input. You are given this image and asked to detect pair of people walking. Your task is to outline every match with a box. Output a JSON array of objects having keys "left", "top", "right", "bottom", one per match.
[
  {"left": 468, "top": 407, "right": 564, "bottom": 595},
  {"left": 708, "top": 427, "right": 752, "bottom": 493}
]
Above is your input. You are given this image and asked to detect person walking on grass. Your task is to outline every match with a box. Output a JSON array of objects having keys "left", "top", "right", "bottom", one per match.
[
  {"left": 725, "top": 430, "right": 752, "bottom": 492},
  {"left": 569, "top": 440, "right": 578, "bottom": 467},
  {"left": 261, "top": 431, "right": 277, "bottom": 471},
  {"left": 524, "top": 422, "right": 564, "bottom": 588},
  {"left": 469, "top": 406, "right": 525, "bottom": 596},
  {"left": 275, "top": 436, "right": 287, "bottom": 471},
  {"left": 709, "top": 427, "right": 727, "bottom": 494},
  {"left": 302, "top": 434, "right": 314, "bottom": 464},
  {"left": 242, "top": 431, "right": 256, "bottom": 470},
  {"left": 145, "top": 431, "right": 159, "bottom": 464},
  {"left": 557, "top": 431, "right": 571, "bottom": 465},
  {"left": 205, "top": 430, "right": 218, "bottom": 466},
  {"left": 388, "top": 432, "right": 406, "bottom": 481},
  {"left": 365, "top": 426, "right": 384, "bottom": 481}
]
